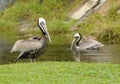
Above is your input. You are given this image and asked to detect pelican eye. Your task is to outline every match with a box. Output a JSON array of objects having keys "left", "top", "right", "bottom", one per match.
[
  {"left": 74, "top": 36, "right": 79, "bottom": 38},
  {"left": 40, "top": 21, "right": 44, "bottom": 25}
]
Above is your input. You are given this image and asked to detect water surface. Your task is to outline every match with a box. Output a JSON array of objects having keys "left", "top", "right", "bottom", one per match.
[{"left": 0, "top": 34, "right": 120, "bottom": 64}]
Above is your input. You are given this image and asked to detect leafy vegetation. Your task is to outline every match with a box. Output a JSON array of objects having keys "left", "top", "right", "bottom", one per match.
[{"left": 0, "top": 62, "right": 120, "bottom": 84}]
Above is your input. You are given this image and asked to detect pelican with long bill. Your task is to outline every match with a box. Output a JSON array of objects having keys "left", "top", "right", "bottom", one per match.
[{"left": 11, "top": 18, "right": 52, "bottom": 62}]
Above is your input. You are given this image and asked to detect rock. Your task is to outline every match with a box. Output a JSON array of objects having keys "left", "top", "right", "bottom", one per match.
[
  {"left": 0, "top": 0, "right": 15, "bottom": 11},
  {"left": 117, "top": 9, "right": 120, "bottom": 14},
  {"left": 70, "top": 0, "right": 99, "bottom": 19},
  {"left": 70, "top": 0, "right": 106, "bottom": 20}
]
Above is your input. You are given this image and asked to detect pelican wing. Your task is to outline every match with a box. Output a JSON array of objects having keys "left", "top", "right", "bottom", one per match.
[
  {"left": 28, "top": 36, "right": 41, "bottom": 40},
  {"left": 76, "top": 39, "right": 103, "bottom": 50},
  {"left": 11, "top": 39, "right": 42, "bottom": 53}
]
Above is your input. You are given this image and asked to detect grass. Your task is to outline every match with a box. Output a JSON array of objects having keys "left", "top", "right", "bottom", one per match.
[
  {"left": 0, "top": 62, "right": 120, "bottom": 84},
  {"left": 0, "top": 0, "right": 81, "bottom": 31},
  {"left": 77, "top": 0, "right": 120, "bottom": 44},
  {"left": 0, "top": 0, "right": 120, "bottom": 44},
  {"left": 0, "top": 0, "right": 80, "bottom": 45},
  {"left": 0, "top": 1, "right": 120, "bottom": 83}
]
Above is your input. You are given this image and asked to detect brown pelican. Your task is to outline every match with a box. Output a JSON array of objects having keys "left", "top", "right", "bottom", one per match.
[
  {"left": 10, "top": 18, "right": 52, "bottom": 62},
  {"left": 70, "top": 33, "right": 103, "bottom": 61}
]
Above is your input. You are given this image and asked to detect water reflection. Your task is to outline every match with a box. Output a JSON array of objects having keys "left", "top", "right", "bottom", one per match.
[
  {"left": 0, "top": 39, "right": 120, "bottom": 64},
  {"left": 79, "top": 44, "right": 120, "bottom": 63}
]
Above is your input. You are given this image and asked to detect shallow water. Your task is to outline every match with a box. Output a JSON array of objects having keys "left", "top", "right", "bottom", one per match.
[{"left": 0, "top": 33, "right": 120, "bottom": 64}]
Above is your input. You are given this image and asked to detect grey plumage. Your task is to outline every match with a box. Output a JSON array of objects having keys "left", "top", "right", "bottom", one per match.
[
  {"left": 11, "top": 18, "right": 52, "bottom": 62},
  {"left": 70, "top": 33, "right": 103, "bottom": 51},
  {"left": 70, "top": 33, "right": 103, "bottom": 61}
]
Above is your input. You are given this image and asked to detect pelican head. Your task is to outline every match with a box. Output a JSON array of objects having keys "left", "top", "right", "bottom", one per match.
[
  {"left": 70, "top": 33, "right": 82, "bottom": 50},
  {"left": 74, "top": 33, "right": 81, "bottom": 38},
  {"left": 38, "top": 18, "right": 52, "bottom": 43}
]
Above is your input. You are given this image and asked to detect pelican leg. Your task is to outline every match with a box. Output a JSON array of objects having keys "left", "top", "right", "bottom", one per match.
[
  {"left": 29, "top": 58, "right": 36, "bottom": 62},
  {"left": 15, "top": 52, "right": 24, "bottom": 62}
]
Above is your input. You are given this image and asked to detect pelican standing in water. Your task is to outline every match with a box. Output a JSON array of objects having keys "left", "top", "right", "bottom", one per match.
[
  {"left": 70, "top": 33, "right": 103, "bottom": 61},
  {"left": 11, "top": 18, "right": 52, "bottom": 62}
]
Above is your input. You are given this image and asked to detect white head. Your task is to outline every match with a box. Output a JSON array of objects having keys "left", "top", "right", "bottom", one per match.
[
  {"left": 38, "top": 18, "right": 46, "bottom": 33},
  {"left": 70, "top": 33, "right": 82, "bottom": 50},
  {"left": 38, "top": 18, "right": 46, "bottom": 25},
  {"left": 74, "top": 33, "right": 80, "bottom": 38},
  {"left": 38, "top": 18, "right": 52, "bottom": 43}
]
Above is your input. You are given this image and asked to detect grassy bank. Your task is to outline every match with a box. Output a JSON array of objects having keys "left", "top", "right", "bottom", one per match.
[
  {"left": 0, "top": 0, "right": 80, "bottom": 32},
  {"left": 0, "top": 1, "right": 120, "bottom": 83},
  {"left": 0, "top": 62, "right": 120, "bottom": 84},
  {"left": 77, "top": 0, "right": 120, "bottom": 44},
  {"left": 0, "top": 0, "right": 80, "bottom": 45},
  {"left": 0, "top": 0, "right": 120, "bottom": 44}
]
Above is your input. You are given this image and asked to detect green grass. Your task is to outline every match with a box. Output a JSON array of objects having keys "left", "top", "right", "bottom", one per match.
[
  {"left": 0, "top": 62, "right": 120, "bottom": 84},
  {"left": 1, "top": 0, "right": 120, "bottom": 44},
  {"left": 0, "top": 1, "right": 120, "bottom": 84},
  {"left": 0, "top": 0, "right": 81, "bottom": 31},
  {"left": 77, "top": 0, "right": 120, "bottom": 44},
  {"left": 0, "top": 0, "right": 80, "bottom": 45}
]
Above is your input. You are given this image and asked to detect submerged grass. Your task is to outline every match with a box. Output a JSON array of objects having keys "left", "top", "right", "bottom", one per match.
[{"left": 0, "top": 62, "right": 120, "bottom": 84}]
